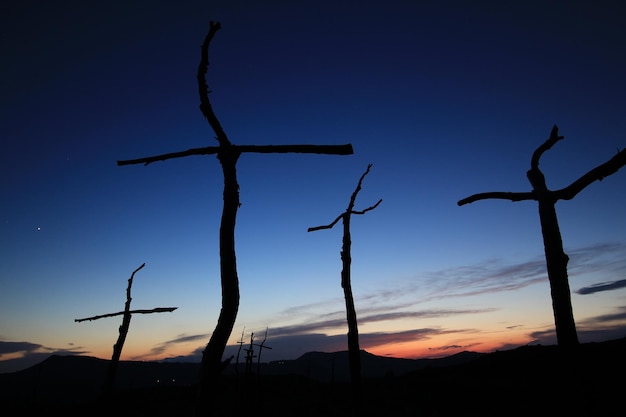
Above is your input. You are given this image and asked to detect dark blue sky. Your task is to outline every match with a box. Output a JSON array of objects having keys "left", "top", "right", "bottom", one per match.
[{"left": 2, "top": 1, "right": 626, "bottom": 373}]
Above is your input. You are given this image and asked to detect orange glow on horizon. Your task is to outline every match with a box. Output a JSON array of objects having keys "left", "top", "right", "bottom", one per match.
[{"left": 365, "top": 334, "right": 534, "bottom": 360}]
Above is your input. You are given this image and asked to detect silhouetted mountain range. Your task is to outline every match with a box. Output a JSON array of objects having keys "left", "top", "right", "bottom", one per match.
[
  {"left": 260, "top": 349, "right": 485, "bottom": 382},
  {"left": 0, "top": 348, "right": 483, "bottom": 403},
  {"left": 2, "top": 337, "right": 625, "bottom": 416}
]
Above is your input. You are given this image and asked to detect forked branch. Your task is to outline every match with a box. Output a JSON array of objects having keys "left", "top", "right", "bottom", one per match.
[
  {"left": 458, "top": 125, "right": 626, "bottom": 206},
  {"left": 308, "top": 164, "right": 382, "bottom": 231},
  {"left": 457, "top": 125, "right": 626, "bottom": 348},
  {"left": 531, "top": 125, "right": 564, "bottom": 170},
  {"left": 555, "top": 148, "right": 626, "bottom": 200}
]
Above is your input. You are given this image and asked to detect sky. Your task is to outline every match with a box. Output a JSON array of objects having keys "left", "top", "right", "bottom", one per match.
[{"left": 2, "top": 0, "right": 626, "bottom": 373}]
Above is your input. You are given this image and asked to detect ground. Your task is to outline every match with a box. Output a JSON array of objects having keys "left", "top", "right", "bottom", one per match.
[{"left": 7, "top": 338, "right": 626, "bottom": 416}]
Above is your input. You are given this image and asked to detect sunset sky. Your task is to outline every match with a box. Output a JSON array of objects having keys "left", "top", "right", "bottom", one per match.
[{"left": 2, "top": 0, "right": 626, "bottom": 373}]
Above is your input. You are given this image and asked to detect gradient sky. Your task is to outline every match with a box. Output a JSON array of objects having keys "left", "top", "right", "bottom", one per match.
[{"left": 2, "top": 0, "right": 626, "bottom": 373}]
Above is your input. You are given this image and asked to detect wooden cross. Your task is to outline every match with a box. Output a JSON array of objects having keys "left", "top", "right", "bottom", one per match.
[
  {"left": 116, "top": 21, "right": 353, "bottom": 408},
  {"left": 75, "top": 262, "right": 178, "bottom": 398},
  {"left": 254, "top": 327, "right": 272, "bottom": 376},
  {"left": 458, "top": 125, "right": 626, "bottom": 348},
  {"left": 234, "top": 327, "right": 246, "bottom": 377},
  {"left": 308, "top": 163, "right": 381, "bottom": 405},
  {"left": 243, "top": 335, "right": 256, "bottom": 376}
]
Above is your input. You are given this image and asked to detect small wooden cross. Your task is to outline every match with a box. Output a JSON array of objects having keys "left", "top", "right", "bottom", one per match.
[{"left": 75, "top": 262, "right": 177, "bottom": 397}]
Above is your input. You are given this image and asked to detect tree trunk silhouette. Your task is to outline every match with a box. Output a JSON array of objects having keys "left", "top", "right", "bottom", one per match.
[
  {"left": 308, "top": 164, "right": 381, "bottom": 410},
  {"left": 116, "top": 21, "right": 353, "bottom": 416},
  {"left": 458, "top": 125, "right": 626, "bottom": 348},
  {"left": 528, "top": 167, "right": 578, "bottom": 347}
]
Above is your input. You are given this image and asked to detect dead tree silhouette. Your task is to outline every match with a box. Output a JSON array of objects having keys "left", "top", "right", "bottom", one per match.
[
  {"left": 75, "top": 262, "right": 178, "bottom": 398},
  {"left": 242, "top": 330, "right": 271, "bottom": 378},
  {"left": 458, "top": 125, "right": 626, "bottom": 348},
  {"left": 243, "top": 334, "right": 256, "bottom": 378},
  {"left": 235, "top": 327, "right": 246, "bottom": 377},
  {"left": 255, "top": 328, "right": 272, "bottom": 376},
  {"left": 308, "top": 163, "right": 382, "bottom": 407},
  {"left": 116, "top": 21, "right": 353, "bottom": 415}
]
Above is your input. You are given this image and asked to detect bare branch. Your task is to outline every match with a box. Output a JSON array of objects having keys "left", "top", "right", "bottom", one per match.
[
  {"left": 457, "top": 191, "right": 535, "bottom": 206},
  {"left": 530, "top": 125, "right": 564, "bottom": 170},
  {"left": 351, "top": 198, "right": 382, "bottom": 214},
  {"left": 117, "top": 144, "right": 354, "bottom": 167},
  {"left": 198, "top": 21, "right": 230, "bottom": 146},
  {"left": 131, "top": 262, "right": 146, "bottom": 275},
  {"left": 117, "top": 262, "right": 145, "bottom": 326},
  {"left": 126, "top": 262, "right": 146, "bottom": 302},
  {"left": 237, "top": 144, "right": 354, "bottom": 155},
  {"left": 308, "top": 213, "right": 344, "bottom": 232},
  {"left": 347, "top": 163, "right": 372, "bottom": 212},
  {"left": 75, "top": 307, "right": 178, "bottom": 322},
  {"left": 554, "top": 148, "right": 626, "bottom": 200},
  {"left": 254, "top": 328, "right": 272, "bottom": 350},
  {"left": 117, "top": 146, "right": 221, "bottom": 166},
  {"left": 308, "top": 163, "right": 380, "bottom": 231},
  {"left": 130, "top": 307, "right": 178, "bottom": 314}
]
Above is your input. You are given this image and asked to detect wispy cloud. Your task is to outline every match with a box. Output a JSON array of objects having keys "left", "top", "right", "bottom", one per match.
[
  {"left": 425, "top": 259, "right": 549, "bottom": 297},
  {"left": 0, "top": 341, "right": 86, "bottom": 373},
  {"left": 272, "top": 244, "right": 626, "bottom": 335},
  {"left": 267, "top": 307, "right": 493, "bottom": 339},
  {"left": 5, "top": 244, "right": 625, "bottom": 372},
  {"left": 527, "top": 304, "right": 626, "bottom": 346},
  {"left": 359, "top": 308, "right": 497, "bottom": 323},
  {"left": 408, "top": 243, "right": 626, "bottom": 303},
  {"left": 0, "top": 341, "right": 41, "bottom": 355},
  {"left": 568, "top": 243, "right": 626, "bottom": 290},
  {"left": 578, "top": 306, "right": 626, "bottom": 325},
  {"left": 359, "top": 327, "right": 473, "bottom": 348},
  {"left": 428, "top": 341, "right": 483, "bottom": 354},
  {"left": 148, "top": 333, "right": 209, "bottom": 356},
  {"left": 576, "top": 279, "right": 626, "bottom": 295},
  {"left": 227, "top": 242, "right": 626, "bottom": 361},
  {"left": 344, "top": 257, "right": 550, "bottom": 313}
]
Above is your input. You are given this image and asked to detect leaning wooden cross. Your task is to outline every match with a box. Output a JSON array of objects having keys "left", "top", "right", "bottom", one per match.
[
  {"left": 458, "top": 125, "right": 626, "bottom": 349},
  {"left": 116, "top": 21, "right": 353, "bottom": 412},
  {"left": 254, "top": 328, "right": 272, "bottom": 375},
  {"left": 75, "top": 262, "right": 178, "bottom": 398},
  {"left": 308, "top": 163, "right": 381, "bottom": 406}
]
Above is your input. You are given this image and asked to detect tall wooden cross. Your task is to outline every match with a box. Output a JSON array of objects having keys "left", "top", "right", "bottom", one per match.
[
  {"left": 116, "top": 21, "right": 353, "bottom": 412},
  {"left": 308, "top": 163, "right": 381, "bottom": 407},
  {"left": 458, "top": 125, "right": 626, "bottom": 349}
]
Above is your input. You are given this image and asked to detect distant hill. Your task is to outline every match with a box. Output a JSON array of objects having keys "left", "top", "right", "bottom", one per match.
[
  {"left": 2, "top": 337, "right": 625, "bottom": 416},
  {"left": 262, "top": 349, "right": 485, "bottom": 383},
  {"left": 0, "top": 348, "right": 482, "bottom": 403}
]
